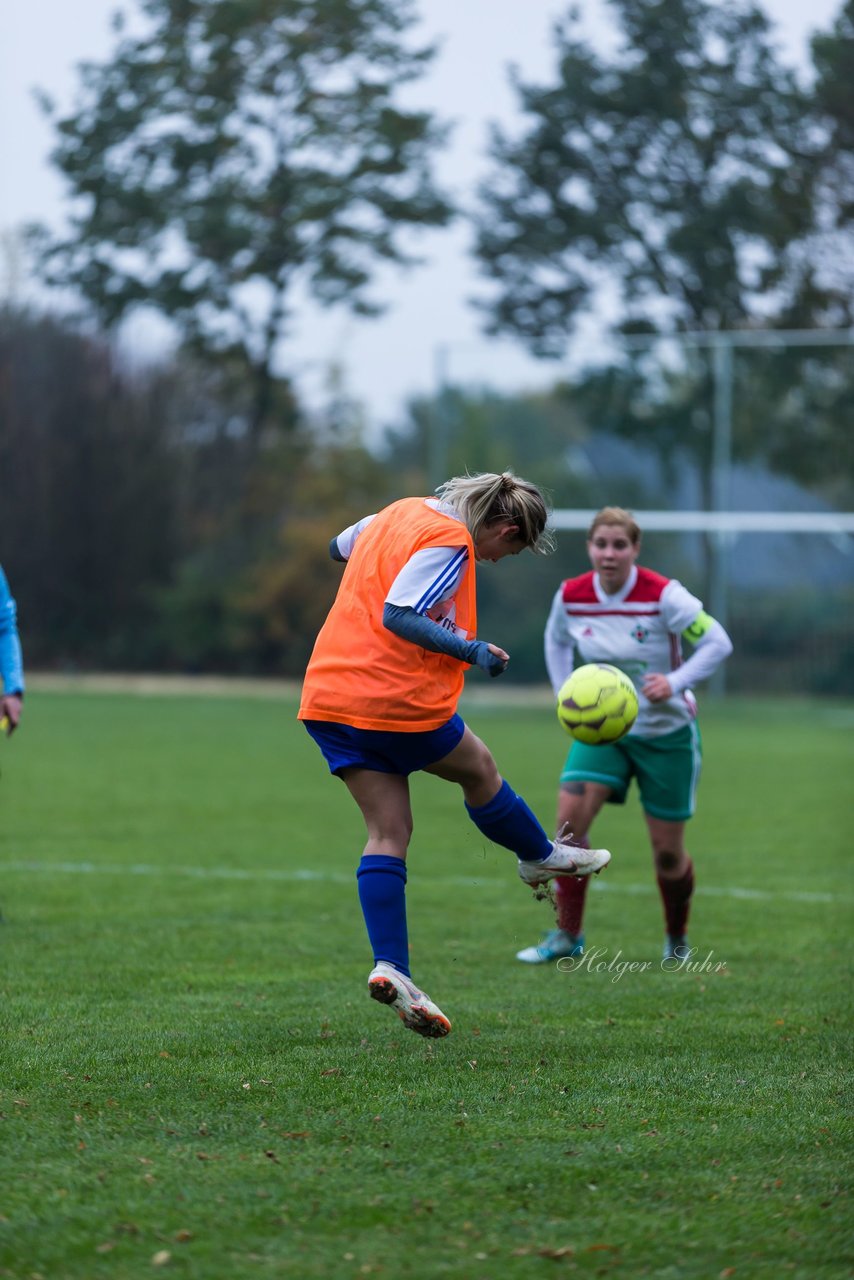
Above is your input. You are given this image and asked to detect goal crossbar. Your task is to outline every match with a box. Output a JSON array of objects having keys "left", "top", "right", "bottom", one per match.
[{"left": 549, "top": 510, "right": 854, "bottom": 535}]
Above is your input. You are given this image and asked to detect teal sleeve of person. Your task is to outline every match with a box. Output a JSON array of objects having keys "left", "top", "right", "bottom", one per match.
[
  {"left": 682, "top": 610, "right": 715, "bottom": 645},
  {"left": 0, "top": 566, "right": 25, "bottom": 695}
]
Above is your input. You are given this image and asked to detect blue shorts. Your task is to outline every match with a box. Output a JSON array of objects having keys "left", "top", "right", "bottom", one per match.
[{"left": 303, "top": 714, "right": 466, "bottom": 777}]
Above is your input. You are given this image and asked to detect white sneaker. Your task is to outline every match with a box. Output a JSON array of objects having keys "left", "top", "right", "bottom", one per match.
[
  {"left": 367, "top": 962, "right": 452, "bottom": 1038},
  {"left": 518, "top": 838, "right": 611, "bottom": 886}
]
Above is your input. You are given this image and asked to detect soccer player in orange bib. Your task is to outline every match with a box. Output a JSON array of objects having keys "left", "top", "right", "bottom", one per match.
[
  {"left": 515, "top": 506, "right": 733, "bottom": 968},
  {"left": 299, "top": 472, "right": 611, "bottom": 1038}
]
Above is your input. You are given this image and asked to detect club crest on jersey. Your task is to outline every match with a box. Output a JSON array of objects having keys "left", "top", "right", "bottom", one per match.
[{"left": 631, "top": 623, "right": 649, "bottom": 643}]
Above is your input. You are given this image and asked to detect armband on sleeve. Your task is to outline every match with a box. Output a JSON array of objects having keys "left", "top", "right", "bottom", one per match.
[{"left": 682, "top": 611, "right": 715, "bottom": 644}]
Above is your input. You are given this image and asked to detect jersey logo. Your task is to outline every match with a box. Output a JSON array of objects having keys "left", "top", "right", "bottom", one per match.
[
  {"left": 427, "top": 601, "right": 463, "bottom": 636},
  {"left": 631, "top": 623, "right": 649, "bottom": 643},
  {"left": 582, "top": 626, "right": 594, "bottom": 637}
]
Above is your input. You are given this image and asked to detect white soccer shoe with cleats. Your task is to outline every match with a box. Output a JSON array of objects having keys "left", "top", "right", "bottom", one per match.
[
  {"left": 517, "top": 831, "right": 611, "bottom": 886},
  {"left": 368, "top": 962, "right": 452, "bottom": 1039}
]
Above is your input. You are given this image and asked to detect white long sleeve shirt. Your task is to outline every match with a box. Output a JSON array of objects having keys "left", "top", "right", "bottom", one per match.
[
  {"left": 333, "top": 500, "right": 470, "bottom": 636},
  {"left": 545, "top": 564, "right": 733, "bottom": 738}
]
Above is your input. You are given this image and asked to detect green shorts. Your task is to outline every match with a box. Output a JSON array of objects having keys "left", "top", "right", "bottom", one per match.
[{"left": 560, "top": 722, "right": 703, "bottom": 822}]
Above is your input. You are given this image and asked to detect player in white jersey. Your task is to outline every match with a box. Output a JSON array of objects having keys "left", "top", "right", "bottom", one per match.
[{"left": 515, "top": 507, "right": 732, "bottom": 965}]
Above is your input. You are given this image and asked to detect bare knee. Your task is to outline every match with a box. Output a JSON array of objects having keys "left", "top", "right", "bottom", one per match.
[
  {"left": 462, "top": 748, "right": 502, "bottom": 807},
  {"left": 426, "top": 729, "right": 501, "bottom": 806},
  {"left": 341, "top": 768, "right": 413, "bottom": 855},
  {"left": 655, "top": 848, "right": 685, "bottom": 876},
  {"left": 381, "top": 814, "right": 414, "bottom": 847},
  {"left": 558, "top": 781, "right": 607, "bottom": 839},
  {"left": 363, "top": 814, "right": 413, "bottom": 858},
  {"left": 646, "top": 817, "right": 687, "bottom": 878}
]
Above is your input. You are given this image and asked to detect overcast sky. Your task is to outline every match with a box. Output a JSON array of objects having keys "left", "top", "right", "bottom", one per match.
[{"left": 0, "top": 0, "right": 844, "bottom": 428}]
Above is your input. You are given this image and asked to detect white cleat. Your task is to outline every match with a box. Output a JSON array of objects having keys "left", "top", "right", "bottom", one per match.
[
  {"left": 367, "top": 962, "right": 452, "bottom": 1039},
  {"left": 517, "top": 838, "right": 611, "bottom": 886}
]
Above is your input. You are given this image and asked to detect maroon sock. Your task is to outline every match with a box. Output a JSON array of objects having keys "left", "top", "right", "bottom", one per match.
[
  {"left": 657, "top": 858, "right": 694, "bottom": 937},
  {"left": 555, "top": 836, "right": 590, "bottom": 935}
]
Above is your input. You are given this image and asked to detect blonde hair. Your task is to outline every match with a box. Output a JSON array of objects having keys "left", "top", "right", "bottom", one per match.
[
  {"left": 435, "top": 471, "right": 554, "bottom": 554},
  {"left": 587, "top": 506, "right": 641, "bottom": 545}
]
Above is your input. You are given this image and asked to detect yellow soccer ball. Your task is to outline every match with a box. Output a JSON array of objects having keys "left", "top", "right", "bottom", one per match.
[{"left": 557, "top": 663, "right": 639, "bottom": 745}]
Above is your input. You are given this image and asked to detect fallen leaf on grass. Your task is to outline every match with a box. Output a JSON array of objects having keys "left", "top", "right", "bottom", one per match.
[
  {"left": 538, "top": 1246, "right": 575, "bottom": 1259},
  {"left": 152, "top": 1251, "right": 171, "bottom": 1266},
  {"left": 321, "top": 1068, "right": 343, "bottom": 1077}
]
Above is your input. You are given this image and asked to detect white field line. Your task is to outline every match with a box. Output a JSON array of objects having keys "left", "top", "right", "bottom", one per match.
[
  {"left": 3, "top": 860, "right": 840, "bottom": 904},
  {"left": 24, "top": 671, "right": 555, "bottom": 706}
]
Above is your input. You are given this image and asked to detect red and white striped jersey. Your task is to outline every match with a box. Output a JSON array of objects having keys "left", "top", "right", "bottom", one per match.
[{"left": 545, "top": 564, "right": 726, "bottom": 738}]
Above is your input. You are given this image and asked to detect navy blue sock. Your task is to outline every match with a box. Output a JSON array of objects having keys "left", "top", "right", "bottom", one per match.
[
  {"left": 356, "top": 854, "right": 410, "bottom": 976},
  {"left": 465, "top": 780, "right": 552, "bottom": 862}
]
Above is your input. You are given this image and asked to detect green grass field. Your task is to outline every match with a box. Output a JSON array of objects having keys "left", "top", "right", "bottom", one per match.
[{"left": 1, "top": 687, "right": 851, "bottom": 1279}]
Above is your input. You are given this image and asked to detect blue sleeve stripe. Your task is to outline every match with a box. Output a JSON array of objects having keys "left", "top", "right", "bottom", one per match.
[{"left": 414, "top": 548, "right": 468, "bottom": 615}]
